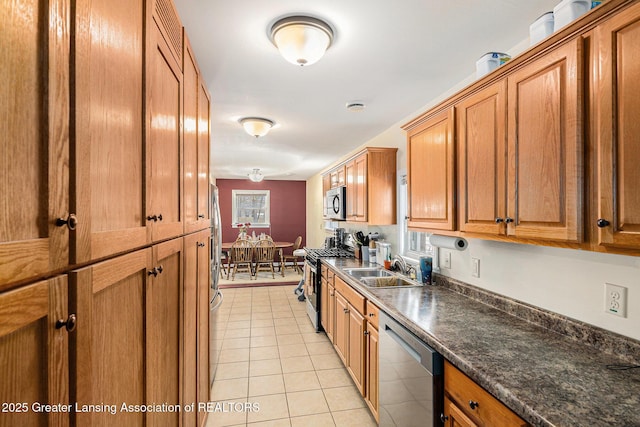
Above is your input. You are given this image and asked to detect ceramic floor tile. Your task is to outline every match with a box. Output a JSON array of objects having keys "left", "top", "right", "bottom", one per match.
[
  {"left": 225, "top": 328, "right": 251, "bottom": 339},
  {"left": 280, "top": 355, "right": 314, "bottom": 374},
  {"left": 310, "top": 353, "right": 343, "bottom": 370},
  {"left": 276, "top": 334, "right": 304, "bottom": 346},
  {"left": 331, "top": 408, "right": 377, "bottom": 427},
  {"left": 251, "top": 335, "right": 279, "bottom": 348},
  {"left": 222, "top": 337, "right": 250, "bottom": 349},
  {"left": 250, "top": 358, "right": 283, "bottom": 377},
  {"left": 290, "top": 413, "right": 336, "bottom": 427},
  {"left": 316, "top": 368, "right": 354, "bottom": 389},
  {"left": 252, "top": 318, "right": 275, "bottom": 328},
  {"left": 283, "top": 371, "right": 321, "bottom": 393},
  {"left": 251, "top": 312, "right": 273, "bottom": 320},
  {"left": 273, "top": 317, "right": 295, "bottom": 327},
  {"left": 219, "top": 347, "right": 250, "bottom": 364},
  {"left": 272, "top": 311, "right": 294, "bottom": 319},
  {"left": 215, "top": 361, "right": 249, "bottom": 380},
  {"left": 297, "top": 323, "right": 318, "bottom": 334},
  {"left": 204, "top": 399, "right": 248, "bottom": 427},
  {"left": 305, "top": 341, "right": 335, "bottom": 355},
  {"left": 228, "top": 314, "right": 251, "bottom": 322},
  {"left": 250, "top": 345, "right": 280, "bottom": 361},
  {"left": 302, "top": 333, "right": 329, "bottom": 343},
  {"left": 278, "top": 343, "right": 308, "bottom": 358},
  {"left": 227, "top": 320, "right": 251, "bottom": 330},
  {"left": 210, "top": 377, "right": 249, "bottom": 401},
  {"left": 230, "top": 306, "right": 251, "bottom": 314},
  {"left": 247, "top": 394, "right": 290, "bottom": 423},
  {"left": 286, "top": 390, "right": 329, "bottom": 417},
  {"left": 249, "top": 374, "right": 285, "bottom": 397},
  {"left": 247, "top": 418, "right": 291, "bottom": 427},
  {"left": 275, "top": 324, "right": 301, "bottom": 335},
  {"left": 323, "top": 385, "right": 366, "bottom": 412},
  {"left": 251, "top": 326, "right": 276, "bottom": 337}
]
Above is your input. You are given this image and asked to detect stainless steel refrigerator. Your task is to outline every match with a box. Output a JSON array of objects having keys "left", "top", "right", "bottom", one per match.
[{"left": 209, "top": 184, "right": 224, "bottom": 388}]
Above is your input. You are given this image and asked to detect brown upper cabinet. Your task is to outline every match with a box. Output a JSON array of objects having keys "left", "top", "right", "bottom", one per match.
[
  {"left": 406, "top": 108, "right": 456, "bottom": 231},
  {"left": 324, "top": 147, "right": 397, "bottom": 225},
  {"left": 72, "top": 0, "right": 148, "bottom": 264},
  {"left": 183, "top": 37, "right": 211, "bottom": 234},
  {"left": 594, "top": 1, "right": 640, "bottom": 249},
  {"left": 0, "top": 0, "right": 70, "bottom": 287},
  {"left": 330, "top": 165, "right": 346, "bottom": 188},
  {"left": 457, "top": 38, "right": 583, "bottom": 243}
]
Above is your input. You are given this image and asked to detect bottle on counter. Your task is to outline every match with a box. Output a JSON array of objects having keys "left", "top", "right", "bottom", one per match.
[{"left": 419, "top": 256, "right": 432, "bottom": 285}]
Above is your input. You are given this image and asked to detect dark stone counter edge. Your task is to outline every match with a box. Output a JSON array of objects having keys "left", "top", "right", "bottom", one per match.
[{"left": 321, "top": 259, "right": 640, "bottom": 427}]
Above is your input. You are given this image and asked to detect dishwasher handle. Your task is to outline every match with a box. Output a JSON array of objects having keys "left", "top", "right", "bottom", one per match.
[{"left": 381, "top": 312, "right": 443, "bottom": 375}]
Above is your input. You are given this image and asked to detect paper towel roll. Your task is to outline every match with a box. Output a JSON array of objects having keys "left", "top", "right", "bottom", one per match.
[{"left": 429, "top": 234, "right": 468, "bottom": 251}]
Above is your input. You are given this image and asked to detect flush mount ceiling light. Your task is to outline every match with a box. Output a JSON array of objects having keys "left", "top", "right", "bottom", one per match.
[
  {"left": 346, "top": 102, "right": 366, "bottom": 112},
  {"left": 239, "top": 117, "right": 274, "bottom": 138},
  {"left": 248, "top": 168, "right": 264, "bottom": 182},
  {"left": 269, "top": 15, "right": 334, "bottom": 66}
]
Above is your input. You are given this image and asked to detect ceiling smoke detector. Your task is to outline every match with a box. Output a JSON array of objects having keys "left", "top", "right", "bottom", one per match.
[{"left": 346, "top": 102, "right": 366, "bottom": 112}]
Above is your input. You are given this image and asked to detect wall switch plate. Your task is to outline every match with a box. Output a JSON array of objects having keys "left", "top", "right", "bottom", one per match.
[
  {"left": 442, "top": 250, "right": 451, "bottom": 269},
  {"left": 472, "top": 258, "right": 480, "bottom": 278},
  {"left": 605, "top": 283, "right": 627, "bottom": 318}
]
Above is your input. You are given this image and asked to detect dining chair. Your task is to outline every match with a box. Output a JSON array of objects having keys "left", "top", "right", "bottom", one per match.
[
  {"left": 229, "top": 238, "right": 254, "bottom": 280},
  {"left": 282, "top": 235, "right": 304, "bottom": 274},
  {"left": 253, "top": 239, "right": 276, "bottom": 279}
]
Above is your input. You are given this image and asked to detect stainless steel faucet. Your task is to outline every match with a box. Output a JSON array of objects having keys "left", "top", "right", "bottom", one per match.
[{"left": 391, "top": 254, "right": 415, "bottom": 276}]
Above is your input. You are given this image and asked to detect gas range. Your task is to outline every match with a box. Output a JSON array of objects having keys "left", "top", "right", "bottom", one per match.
[{"left": 304, "top": 247, "right": 355, "bottom": 265}]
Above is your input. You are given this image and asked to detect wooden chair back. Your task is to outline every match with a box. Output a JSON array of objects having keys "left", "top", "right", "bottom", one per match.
[
  {"left": 254, "top": 239, "right": 276, "bottom": 262},
  {"left": 291, "top": 235, "right": 302, "bottom": 251},
  {"left": 231, "top": 239, "right": 254, "bottom": 263}
]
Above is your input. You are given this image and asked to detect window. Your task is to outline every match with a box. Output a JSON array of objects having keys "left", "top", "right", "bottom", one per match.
[
  {"left": 398, "top": 173, "right": 433, "bottom": 261},
  {"left": 231, "top": 190, "right": 270, "bottom": 228}
]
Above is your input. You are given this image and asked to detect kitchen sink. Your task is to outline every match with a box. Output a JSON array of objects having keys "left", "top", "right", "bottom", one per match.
[
  {"left": 342, "top": 267, "right": 395, "bottom": 279},
  {"left": 343, "top": 267, "right": 421, "bottom": 288},
  {"left": 360, "top": 276, "right": 422, "bottom": 288}
]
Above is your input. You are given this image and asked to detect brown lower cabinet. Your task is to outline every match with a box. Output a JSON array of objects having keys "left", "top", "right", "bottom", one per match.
[
  {"left": 0, "top": 276, "right": 70, "bottom": 427},
  {"left": 443, "top": 360, "right": 528, "bottom": 427}
]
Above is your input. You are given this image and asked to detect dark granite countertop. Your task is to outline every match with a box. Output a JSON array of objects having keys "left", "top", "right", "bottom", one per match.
[{"left": 322, "top": 258, "right": 640, "bottom": 427}]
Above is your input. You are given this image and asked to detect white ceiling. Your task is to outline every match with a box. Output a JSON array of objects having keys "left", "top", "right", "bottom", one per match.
[{"left": 174, "top": 0, "right": 559, "bottom": 181}]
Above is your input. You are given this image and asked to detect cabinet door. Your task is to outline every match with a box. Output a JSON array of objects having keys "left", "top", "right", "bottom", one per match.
[
  {"left": 0, "top": 0, "right": 69, "bottom": 286},
  {"left": 183, "top": 233, "right": 198, "bottom": 427},
  {"left": 407, "top": 108, "right": 456, "bottom": 230},
  {"left": 147, "top": 239, "right": 183, "bottom": 427},
  {"left": 0, "top": 276, "right": 69, "bottom": 427},
  {"left": 320, "top": 277, "right": 328, "bottom": 331},
  {"left": 354, "top": 154, "right": 368, "bottom": 222},
  {"left": 322, "top": 174, "right": 331, "bottom": 217},
  {"left": 345, "top": 160, "right": 356, "bottom": 218},
  {"left": 333, "top": 292, "right": 349, "bottom": 365},
  {"left": 197, "top": 80, "right": 211, "bottom": 228},
  {"left": 507, "top": 38, "right": 583, "bottom": 242},
  {"left": 326, "top": 283, "right": 335, "bottom": 343},
  {"left": 347, "top": 305, "right": 365, "bottom": 395},
  {"left": 365, "top": 322, "right": 379, "bottom": 422},
  {"left": 443, "top": 396, "right": 478, "bottom": 427},
  {"left": 595, "top": 2, "right": 640, "bottom": 249},
  {"left": 457, "top": 81, "right": 507, "bottom": 235},
  {"left": 196, "top": 230, "right": 211, "bottom": 427},
  {"left": 146, "top": 20, "right": 184, "bottom": 242},
  {"left": 183, "top": 39, "right": 201, "bottom": 234},
  {"left": 72, "top": 0, "right": 147, "bottom": 264},
  {"left": 70, "top": 249, "right": 152, "bottom": 426}
]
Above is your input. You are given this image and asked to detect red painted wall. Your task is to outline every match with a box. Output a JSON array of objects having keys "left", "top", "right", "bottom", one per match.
[{"left": 215, "top": 179, "right": 306, "bottom": 255}]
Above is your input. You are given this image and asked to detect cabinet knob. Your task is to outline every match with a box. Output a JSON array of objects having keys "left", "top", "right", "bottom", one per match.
[
  {"left": 56, "top": 214, "right": 78, "bottom": 231},
  {"left": 505, "top": 217, "right": 514, "bottom": 224},
  {"left": 146, "top": 215, "right": 157, "bottom": 222},
  {"left": 597, "top": 218, "right": 610, "bottom": 228},
  {"left": 156, "top": 265, "right": 163, "bottom": 274},
  {"left": 364, "top": 331, "right": 369, "bottom": 336},
  {"left": 148, "top": 268, "right": 158, "bottom": 277},
  {"left": 55, "top": 314, "right": 77, "bottom": 332},
  {"left": 343, "top": 308, "right": 349, "bottom": 313},
  {"left": 157, "top": 214, "right": 163, "bottom": 221},
  {"left": 469, "top": 400, "right": 479, "bottom": 410},
  {"left": 198, "top": 214, "right": 205, "bottom": 219},
  {"left": 440, "top": 413, "right": 449, "bottom": 423},
  {"left": 197, "top": 242, "right": 205, "bottom": 247},
  {"left": 369, "top": 313, "right": 375, "bottom": 317},
  {"left": 494, "top": 217, "right": 504, "bottom": 224}
]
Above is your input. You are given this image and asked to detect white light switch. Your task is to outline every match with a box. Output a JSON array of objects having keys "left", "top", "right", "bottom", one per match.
[{"left": 472, "top": 258, "right": 480, "bottom": 278}]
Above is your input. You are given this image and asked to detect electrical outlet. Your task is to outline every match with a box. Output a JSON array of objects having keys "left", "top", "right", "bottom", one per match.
[
  {"left": 442, "top": 250, "right": 451, "bottom": 269},
  {"left": 472, "top": 258, "right": 480, "bottom": 278},
  {"left": 605, "top": 283, "right": 628, "bottom": 318}
]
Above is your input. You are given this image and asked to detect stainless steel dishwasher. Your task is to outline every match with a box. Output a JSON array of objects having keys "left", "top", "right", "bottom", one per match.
[{"left": 379, "top": 312, "right": 444, "bottom": 427}]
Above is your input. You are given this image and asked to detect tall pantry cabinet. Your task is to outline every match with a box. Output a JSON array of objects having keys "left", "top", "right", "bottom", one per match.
[{"left": 0, "top": 0, "right": 212, "bottom": 426}]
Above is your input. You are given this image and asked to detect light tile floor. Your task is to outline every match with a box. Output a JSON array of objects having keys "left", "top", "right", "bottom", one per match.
[{"left": 206, "top": 285, "right": 377, "bottom": 427}]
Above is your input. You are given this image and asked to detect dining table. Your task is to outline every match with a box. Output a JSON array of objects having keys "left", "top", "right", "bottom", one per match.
[{"left": 221, "top": 241, "right": 294, "bottom": 277}]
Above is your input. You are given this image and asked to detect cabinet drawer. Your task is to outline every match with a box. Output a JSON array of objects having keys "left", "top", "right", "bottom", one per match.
[
  {"left": 445, "top": 360, "right": 527, "bottom": 427},
  {"left": 334, "top": 277, "right": 366, "bottom": 315},
  {"left": 365, "top": 300, "right": 379, "bottom": 329},
  {"left": 321, "top": 264, "right": 334, "bottom": 282}
]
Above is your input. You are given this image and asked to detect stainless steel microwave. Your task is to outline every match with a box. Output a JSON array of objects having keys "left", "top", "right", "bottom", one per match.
[{"left": 326, "top": 186, "right": 346, "bottom": 220}]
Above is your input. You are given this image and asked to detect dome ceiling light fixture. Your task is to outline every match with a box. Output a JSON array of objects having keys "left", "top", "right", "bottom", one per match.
[
  {"left": 269, "top": 15, "right": 334, "bottom": 67},
  {"left": 248, "top": 168, "right": 264, "bottom": 182},
  {"left": 239, "top": 117, "right": 275, "bottom": 138}
]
